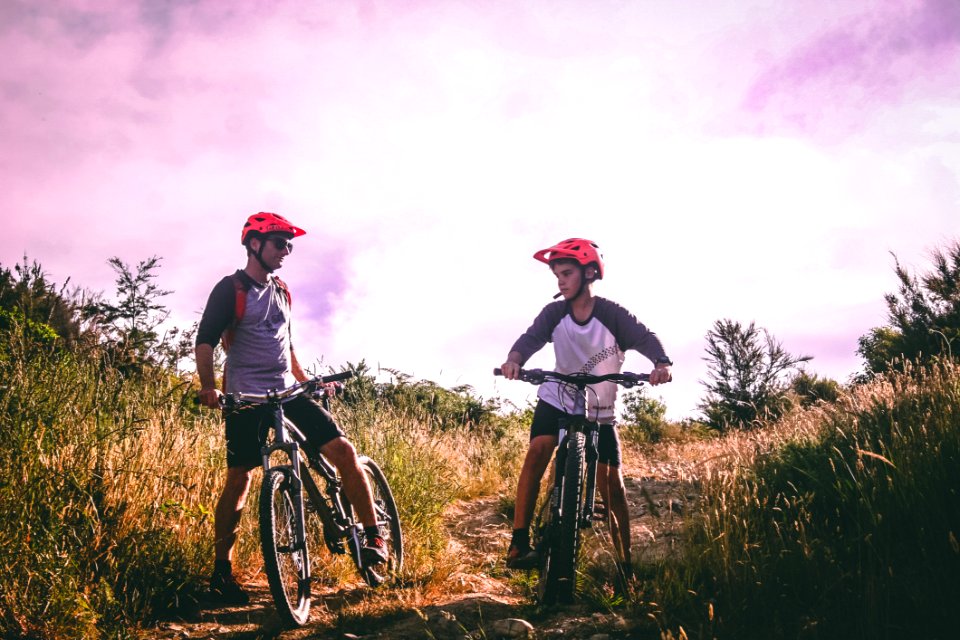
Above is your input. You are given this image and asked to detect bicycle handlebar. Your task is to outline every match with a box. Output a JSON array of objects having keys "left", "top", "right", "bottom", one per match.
[
  {"left": 493, "top": 367, "right": 648, "bottom": 388},
  {"left": 222, "top": 370, "right": 354, "bottom": 407}
]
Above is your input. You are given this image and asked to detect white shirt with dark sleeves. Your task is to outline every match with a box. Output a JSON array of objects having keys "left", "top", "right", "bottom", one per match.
[{"left": 509, "top": 297, "right": 669, "bottom": 424}]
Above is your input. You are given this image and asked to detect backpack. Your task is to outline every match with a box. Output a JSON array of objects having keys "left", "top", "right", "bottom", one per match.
[{"left": 220, "top": 273, "right": 292, "bottom": 353}]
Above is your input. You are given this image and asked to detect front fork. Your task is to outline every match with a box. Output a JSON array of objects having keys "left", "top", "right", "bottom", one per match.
[
  {"left": 549, "top": 425, "right": 569, "bottom": 516},
  {"left": 262, "top": 411, "right": 310, "bottom": 580},
  {"left": 581, "top": 426, "right": 599, "bottom": 529},
  {"left": 548, "top": 421, "right": 600, "bottom": 530}
]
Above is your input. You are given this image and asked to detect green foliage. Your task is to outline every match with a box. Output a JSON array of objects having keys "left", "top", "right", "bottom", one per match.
[
  {"left": 667, "top": 363, "right": 960, "bottom": 639},
  {"left": 0, "top": 306, "right": 59, "bottom": 347},
  {"left": 789, "top": 370, "right": 841, "bottom": 407},
  {"left": 0, "top": 256, "right": 83, "bottom": 347},
  {"left": 335, "top": 360, "right": 501, "bottom": 431},
  {"left": 0, "top": 330, "right": 213, "bottom": 639},
  {"left": 858, "top": 238, "right": 960, "bottom": 375},
  {"left": 618, "top": 387, "right": 667, "bottom": 443},
  {"left": 84, "top": 256, "right": 175, "bottom": 370},
  {"left": 699, "top": 319, "right": 812, "bottom": 431}
]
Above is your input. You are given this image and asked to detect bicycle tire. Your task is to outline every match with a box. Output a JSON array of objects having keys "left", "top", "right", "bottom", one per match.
[
  {"left": 554, "top": 431, "right": 585, "bottom": 604},
  {"left": 260, "top": 467, "right": 311, "bottom": 626},
  {"left": 347, "top": 456, "right": 404, "bottom": 586},
  {"left": 533, "top": 496, "right": 558, "bottom": 604}
]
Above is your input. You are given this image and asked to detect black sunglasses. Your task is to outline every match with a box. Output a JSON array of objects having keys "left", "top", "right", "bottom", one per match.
[{"left": 267, "top": 236, "right": 294, "bottom": 252}]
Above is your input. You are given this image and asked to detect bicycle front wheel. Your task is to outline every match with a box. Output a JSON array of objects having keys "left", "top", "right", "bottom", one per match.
[
  {"left": 260, "top": 467, "right": 311, "bottom": 626},
  {"left": 533, "top": 495, "right": 557, "bottom": 604},
  {"left": 348, "top": 456, "right": 404, "bottom": 586},
  {"left": 554, "top": 431, "right": 585, "bottom": 604}
]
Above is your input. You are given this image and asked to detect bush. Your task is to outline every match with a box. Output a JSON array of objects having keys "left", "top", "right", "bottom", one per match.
[
  {"left": 663, "top": 362, "right": 960, "bottom": 639},
  {"left": 619, "top": 387, "right": 667, "bottom": 444},
  {"left": 0, "top": 336, "right": 215, "bottom": 638}
]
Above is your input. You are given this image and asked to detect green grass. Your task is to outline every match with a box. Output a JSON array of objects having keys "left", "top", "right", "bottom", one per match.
[
  {"left": 643, "top": 361, "right": 960, "bottom": 639},
  {"left": 0, "top": 338, "right": 215, "bottom": 638},
  {"left": 0, "top": 325, "right": 527, "bottom": 638},
  {"left": 7, "top": 308, "right": 959, "bottom": 639}
]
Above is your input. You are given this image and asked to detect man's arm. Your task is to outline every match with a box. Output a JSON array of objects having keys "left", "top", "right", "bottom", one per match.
[
  {"left": 194, "top": 275, "right": 236, "bottom": 407},
  {"left": 196, "top": 343, "right": 221, "bottom": 408},
  {"left": 290, "top": 346, "right": 308, "bottom": 383},
  {"left": 598, "top": 300, "right": 673, "bottom": 386},
  {"left": 501, "top": 302, "right": 566, "bottom": 380}
]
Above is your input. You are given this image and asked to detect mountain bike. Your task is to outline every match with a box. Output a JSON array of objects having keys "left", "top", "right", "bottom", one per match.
[
  {"left": 221, "top": 371, "right": 403, "bottom": 626},
  {"left": 495, "top": 367, "right": 648, "bottom": 605}
]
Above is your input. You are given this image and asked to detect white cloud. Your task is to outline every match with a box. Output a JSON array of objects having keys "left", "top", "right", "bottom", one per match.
[{"left": 4, "top": 0, "right": 959, "bottom": 420}]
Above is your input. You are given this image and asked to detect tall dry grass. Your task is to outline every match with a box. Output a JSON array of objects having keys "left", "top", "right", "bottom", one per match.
[
  {"left": 0, "top": 338, "right": 218, "bottom": 639},
  {"left": 0, "top": 326, "right": 527, "bottom": 638},
  {"left": 644, "top": 362, "right": 960, "bottom": 639}
]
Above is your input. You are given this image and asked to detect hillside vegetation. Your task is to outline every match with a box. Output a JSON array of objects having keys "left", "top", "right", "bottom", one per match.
[
  {"left": 0, "top": 320, "right": 528, "bottom": 639},
  {"left": 646, "top": 361, "right": 960, "bottom": 639},
  {"left": 2, "top": 239, "right": 959, "bottom": 639}
]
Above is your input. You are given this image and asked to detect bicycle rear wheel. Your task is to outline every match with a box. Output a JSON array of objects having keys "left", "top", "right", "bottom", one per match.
[
  {"left": 346, "top": 456, "right": 404, "bottom": 586},
  {"left": 260, "top": 467, "right": 311, "bottom": 626}
]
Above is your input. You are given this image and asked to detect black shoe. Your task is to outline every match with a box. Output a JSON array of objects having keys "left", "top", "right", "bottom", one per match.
[
  {"left": 209, "top": 571, "right": 250, "bottom": 606},
  {"left": 361, "top": 535, "right": 389, "bottom": 566},
  {"left": 505, "top": 543, "right": 539, "bottom": 570}
]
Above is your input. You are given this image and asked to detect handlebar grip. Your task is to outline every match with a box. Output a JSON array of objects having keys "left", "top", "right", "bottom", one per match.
[
  {"left": 493, "top": 368, "right": 503, "bottom": 376},
  {"left": 320, "top": 371, "right": 354, "bottom": 384}
]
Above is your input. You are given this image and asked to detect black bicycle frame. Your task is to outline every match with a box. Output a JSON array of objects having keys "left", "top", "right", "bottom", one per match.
[{"left": 272, "top": 411, "right": 364, "bottom": 558}]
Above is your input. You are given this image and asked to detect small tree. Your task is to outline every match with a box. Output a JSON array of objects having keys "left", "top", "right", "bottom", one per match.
[
  {"left": 84, "top": 256, "right": 171, "bottom": 367},
  {"left": 858, "top": 239, "right": 960, "bottom": 376},
  {"left": 699, "top": 319, "right": 811, "bottom": 431}
]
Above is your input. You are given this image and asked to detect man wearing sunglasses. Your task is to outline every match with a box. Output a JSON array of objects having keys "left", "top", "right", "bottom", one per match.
[{"left": 194, "top": 212, "right": 389, "bottom": 605}]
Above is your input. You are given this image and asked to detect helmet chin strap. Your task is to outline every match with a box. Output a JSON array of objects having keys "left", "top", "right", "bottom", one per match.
[{"left": 249, "top": 241, "right": 275, "bottom": 273}]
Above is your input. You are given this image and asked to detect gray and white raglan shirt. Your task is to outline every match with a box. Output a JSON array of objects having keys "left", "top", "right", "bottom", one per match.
[
  {"left": 196, "top": 270, "right": 296, "bottom": 395},
  {"left": 510, "top": 297, "right": 669, "bottom": 424}
]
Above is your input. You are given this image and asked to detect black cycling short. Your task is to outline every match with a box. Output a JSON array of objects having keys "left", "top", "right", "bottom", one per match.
[
  {"left": 529, "top": 399, "right": 622, "bottom": 467},
  {"left": 224, "top": 395, "right": 345, "bottom": 469}
]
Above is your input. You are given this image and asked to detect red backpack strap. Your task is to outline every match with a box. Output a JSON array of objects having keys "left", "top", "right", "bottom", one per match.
[
  {"left": 220, "top": 274, "right": 250, "bottom": 353},
  {"left": 273, "top": 276, "right": 292, "bottom": 308}
]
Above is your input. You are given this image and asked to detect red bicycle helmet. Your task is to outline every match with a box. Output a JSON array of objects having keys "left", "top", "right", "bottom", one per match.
[
  {"left": 533, "top": 238, "right": 604, "bottom": 279},
  {"left": 241, "top": 212, "right": 306, "bottom": 245}
]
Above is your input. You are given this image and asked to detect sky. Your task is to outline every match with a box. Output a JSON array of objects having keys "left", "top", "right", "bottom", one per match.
[{"left": 3, "top": 0, "right": 959, "bottom": 420}]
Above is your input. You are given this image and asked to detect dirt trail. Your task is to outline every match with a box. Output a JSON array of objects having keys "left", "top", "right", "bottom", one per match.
[{"left": 151, "top": 447, "right": 698, "bottom": 639}]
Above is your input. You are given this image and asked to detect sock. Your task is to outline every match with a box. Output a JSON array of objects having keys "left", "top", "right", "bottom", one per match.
[
  {"left": 213, "top": 559, "right": 232, "bottom": 576},
  {"left": 364, "top": 525, "right": 381, "bottom": 540},
  {"left": 511, "top": 528, "right": 530, "bottom": 549}
]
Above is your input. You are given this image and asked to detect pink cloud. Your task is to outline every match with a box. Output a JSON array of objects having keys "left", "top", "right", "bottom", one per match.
[{"left": 736, "top": 0, "right": 960, "bottom": 139}]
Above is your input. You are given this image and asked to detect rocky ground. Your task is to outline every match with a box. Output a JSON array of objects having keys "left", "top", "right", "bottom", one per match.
[{"left": 150, "top": 446, "right": 699, "bottom": 640}]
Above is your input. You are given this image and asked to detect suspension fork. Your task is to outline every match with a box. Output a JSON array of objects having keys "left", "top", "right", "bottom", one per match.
[
  {"left": 581, "top": 423, "right": 600, "bottom": 528},
  {"left": 550, "top": 421, "right": 570, "bottom": 514},
  {"left": 262, "top": 407, "right": 309, "bottom": 558}
]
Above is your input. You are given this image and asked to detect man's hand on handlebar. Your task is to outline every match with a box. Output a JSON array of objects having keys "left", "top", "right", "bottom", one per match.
[
  {"left": 198, "top": 387, "right": 222, "bottom": 409},
  {"left": 499, "top": 361, "right": 521, "bottom": 380},
  {"left": 649, "top": 364, "right": 672, "bottom": 385},
  {"left": 321, "top": 381, "right": 343, "bottom": 397}
]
